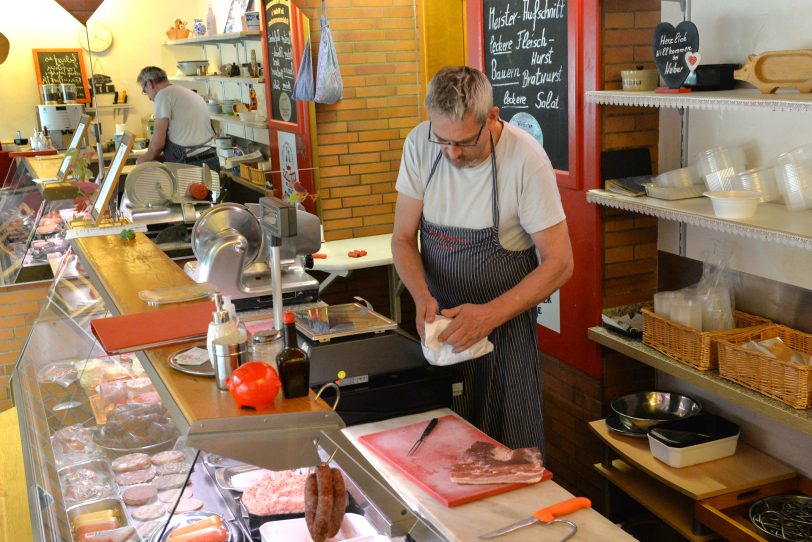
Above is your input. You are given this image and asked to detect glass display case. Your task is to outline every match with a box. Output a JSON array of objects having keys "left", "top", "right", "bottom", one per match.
[
  {"left": 0, "top": 157, "right": 75, "bottom": 285},
  {"left": 12, "top": 240, "right": 446, "bottom": 542}
]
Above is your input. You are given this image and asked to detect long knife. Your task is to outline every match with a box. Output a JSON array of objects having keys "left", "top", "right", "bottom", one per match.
[{"left": 478, "top": 497, "right": 591, "bottom": 539}]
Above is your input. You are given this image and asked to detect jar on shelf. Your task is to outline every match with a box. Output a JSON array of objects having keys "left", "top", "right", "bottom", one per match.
[{"left": 193, "top": 18, "right": 206, "bottom": 37}]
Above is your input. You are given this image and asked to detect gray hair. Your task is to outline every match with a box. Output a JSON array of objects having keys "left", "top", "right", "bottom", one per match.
[
  {"left": 424, "top": 66, "right": 493, "bottom": 123},
  {"left": 137, "top": 66, "right": 168, "bottom": 87}
]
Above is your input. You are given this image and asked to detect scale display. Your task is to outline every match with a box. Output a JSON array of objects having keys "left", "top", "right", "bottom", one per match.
[{"left": 91, "top": 132, "right": 134, "bottom": 224}]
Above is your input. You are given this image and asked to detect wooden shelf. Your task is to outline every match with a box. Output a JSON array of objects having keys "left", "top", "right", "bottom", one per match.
[
  {"left": 585, "top": 89, "right": 812, "bottom": 113},
  {"left": 224, "top": 172, "right": 269, "bottom": 195},
  {"left": 595, "top": 460, "right": 719, "bottom": 542},
  {"left": 210, "top": 113, "right": 268, "bottom": 130},
  {"left": 589, "top": 420, "right": 796, "bottom": 500},
  {"left": 588, "top": 327, "right": 812, "bottom": 436},
  {"left": 587, "top": 189, "right": 812, "bottom": 250},
  {"left": 164, "top": 30, "right": 261, "bottom": 46},
  {"left": 168, "top": 75, "right": 263, "bottom": 85}
]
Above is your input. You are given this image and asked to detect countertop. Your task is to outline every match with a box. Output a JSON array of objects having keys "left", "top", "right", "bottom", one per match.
[
  {"left": 312, "top": 233, "right": 393, "bottom": 275},
  {"left": 0, "top": 407, "right": 32, "bottom": 542},
  {"left": 343, "top": 408, "right": 636, "bottom": 542}
]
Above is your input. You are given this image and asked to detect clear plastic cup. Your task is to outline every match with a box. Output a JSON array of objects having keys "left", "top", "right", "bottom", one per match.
[
  {"left": 653, "top": 291, "right": 680, "bottom": 319},
  {"left": 655, "top": 166, "right": 700, "bottom": 188},
  {"left": 774, "top": 161, "right": 812, "bottom": 211},
  {"left": 734, "top": 166, "right": 780, "bottom": 203},
  {"left": 695, "top": 146, "right": 747, "bottom": 192},
  {"left": 670, "top": 295, "right": 703, "bottom": 330}
]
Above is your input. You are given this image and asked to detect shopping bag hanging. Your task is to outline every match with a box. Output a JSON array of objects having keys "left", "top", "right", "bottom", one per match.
[
  {"left": 314, "top": 0, "right": 343, "bottom": 104},
  {"left": 292, "top": 38, "right": 315, "bottom": 102}
]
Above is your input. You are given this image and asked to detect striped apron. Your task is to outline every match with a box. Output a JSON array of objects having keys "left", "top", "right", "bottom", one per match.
[{"left": 420, "top": 135, "right": 545, "bottom": 451}]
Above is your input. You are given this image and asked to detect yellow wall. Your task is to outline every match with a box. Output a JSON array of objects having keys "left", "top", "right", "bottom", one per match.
[
  {"left": 0, "top": 0, "right": 235, "bottom": 144},
  {"left": 417, "top": 0, "right": 466, "bottom": 99}
]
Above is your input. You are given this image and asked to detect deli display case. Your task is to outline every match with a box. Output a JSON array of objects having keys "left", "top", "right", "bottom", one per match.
[
  {"left": 0, "top": 156, "right": 76, "bottom": 285},
  {"left": 11, "top": 232, "right": 448, "bottom": 542}
]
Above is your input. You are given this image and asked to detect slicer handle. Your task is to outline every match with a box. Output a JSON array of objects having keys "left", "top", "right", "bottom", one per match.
[{"left": 533, "top": 497, "right": 591, "bottom": 523}]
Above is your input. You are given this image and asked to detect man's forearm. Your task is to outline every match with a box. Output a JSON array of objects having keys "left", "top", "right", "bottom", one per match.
[{"left": 391, "top": 236, "right": 431, "bottom": 304}]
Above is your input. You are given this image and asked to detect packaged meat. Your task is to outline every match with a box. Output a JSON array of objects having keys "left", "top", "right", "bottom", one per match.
[
  {"left": 95, "top": 403, "right": 179, "bottom": 452},
  {"left": 52, "top": 425, "right": 104, "bottom": 467},
  {"left": 60, "top": 460, "right": 118, "bottom": 505},
  {"left": 67, "top": 498, "right": 126, "bottom": 540},
  {"left": 37, "top": 361, "right": 78, "bottom": 387},
  {"left": 122, "top": 483, "right": 157, "bottom": 506},
  {"left": 241, "top": 469, "right": 308, "bottom": 516},
  {"left": 79, "top": 525, "right": 138, "bottom": 542}
]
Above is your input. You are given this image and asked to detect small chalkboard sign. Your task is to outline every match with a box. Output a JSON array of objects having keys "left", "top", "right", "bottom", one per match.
[
  {"left": 32, "top": 48, "right": 90, "bottom": 104},
  {"left": 265, "top": 0, "right": 297, "bottom": 124},
  {"left": 482, "top": 0, "right": 569, "bottom": 171},
  {"left": 652, "top": 21, "right": 699, "bottom": 89}
]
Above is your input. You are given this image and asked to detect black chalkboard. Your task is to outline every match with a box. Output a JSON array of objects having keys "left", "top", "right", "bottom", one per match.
[
  {"left": 482, "top": 0, "right": 568, "bottom": 171},
  {"left": 32, "top": 49, "right": 90, "bottom": 104},
  {"left": 265, "top": 0, "right": 297, "bottom": 124}
]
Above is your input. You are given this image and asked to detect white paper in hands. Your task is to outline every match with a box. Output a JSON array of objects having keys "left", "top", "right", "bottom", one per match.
[{"left": 421, "top": 315, "right": 494, "bottom": 366}]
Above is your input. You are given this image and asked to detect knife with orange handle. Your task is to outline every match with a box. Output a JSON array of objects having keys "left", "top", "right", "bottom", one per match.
[{"left": 478, "top": 497, "right": 592, "bottom": 539}]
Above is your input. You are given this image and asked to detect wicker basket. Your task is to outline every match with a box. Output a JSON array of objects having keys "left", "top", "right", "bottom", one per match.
[
  {"left": 717, "top": 325, "right": 812, "bottom": 409},
  {"left": 642, "top": 307, "right": 771, "bottom": 371}
]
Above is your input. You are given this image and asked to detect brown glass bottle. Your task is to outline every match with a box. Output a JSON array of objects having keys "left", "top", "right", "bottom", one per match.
[{"left": 276, "top": 311, "right": 309, "bottom": 398}]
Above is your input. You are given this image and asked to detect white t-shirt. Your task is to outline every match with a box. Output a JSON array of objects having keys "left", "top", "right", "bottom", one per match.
[
  {"left": 153, "top": 85, "right": 215, "bottom": 150},
  {"left": 396, "top": 120, "right": 565, "bottom": 251}
]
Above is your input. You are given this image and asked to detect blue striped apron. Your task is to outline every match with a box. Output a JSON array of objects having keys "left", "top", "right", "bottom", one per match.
[{"left": 420, "top": 134, "right": 545, "bottom": 451}]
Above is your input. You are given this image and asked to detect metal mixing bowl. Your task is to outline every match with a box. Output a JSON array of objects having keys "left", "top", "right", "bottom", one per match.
[{"left": 611, "top": 391, "right": 702, "bottom": 430}]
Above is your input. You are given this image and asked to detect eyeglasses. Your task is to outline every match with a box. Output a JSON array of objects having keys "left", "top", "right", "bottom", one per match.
[
  {"left": 427, "top": 121, "right": 486, "bottom": 148},
  {"left": 141, "top": 82, "right": 149, "bottom": 95}
]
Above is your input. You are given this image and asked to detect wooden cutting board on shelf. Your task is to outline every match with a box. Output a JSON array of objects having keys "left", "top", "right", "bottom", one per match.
[{"left": 358, "top": 415, "right": 552, "bottom": 507}]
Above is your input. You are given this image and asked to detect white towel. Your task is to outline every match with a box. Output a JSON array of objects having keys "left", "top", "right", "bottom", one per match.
[{"left": 421, "top": 316, "right": 494, "bottom": 366}]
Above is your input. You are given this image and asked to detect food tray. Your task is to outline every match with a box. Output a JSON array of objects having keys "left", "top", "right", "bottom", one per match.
[
  {"left": 642, "top": 307, "right": 771, "bottom": 371},
  {"left": 696, "top": 476, "right": 811, "bottom": 542},
  {"left": 717, "top": 325, "right": 812, "bottom": 409},
  {"left": 59, "top": 459, "right": 118, "bottom": 506},
  {"left": 146, "top": 511, "right": 238, "bottom": 542},
  {"left": 215, "top": 465, "right": 271, "bottom": 492},
  {"left": 258, "top": 513, "right": 379, "bottom": 542}
]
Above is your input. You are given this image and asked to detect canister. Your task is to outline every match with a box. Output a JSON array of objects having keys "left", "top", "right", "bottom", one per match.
[
  {"left": 212, "top": 335, "right": 248, "bottom": 390},
  {"left": 41, "top": 84, "right": 60, "bottom": 104},
  {"left": 60, "top": 83, "right": 77, "bottom": 104},
  {"left": 251, "top": 329, "right": 283, "bottom": 372}
]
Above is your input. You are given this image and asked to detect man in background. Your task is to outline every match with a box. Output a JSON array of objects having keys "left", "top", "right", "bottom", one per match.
[{"left": 136, "top": 66, "right": 218, "bottom": 170}]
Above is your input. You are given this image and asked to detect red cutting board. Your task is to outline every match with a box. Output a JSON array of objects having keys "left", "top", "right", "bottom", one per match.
[{"left": 358, "top": 415, "right": 552, "bottom": 507}]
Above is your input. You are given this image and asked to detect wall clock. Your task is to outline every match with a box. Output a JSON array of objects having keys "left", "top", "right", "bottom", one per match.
[{"left": 78, "top": 22, "right": 113, "bottom": 53}]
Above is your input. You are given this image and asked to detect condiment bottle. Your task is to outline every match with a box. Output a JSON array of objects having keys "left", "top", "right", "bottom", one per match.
[
  {"left": 251, "top": 329, "right": 282, "bottom": 372},
  {"left": 207, "top": 309, "right": 238, "bottom": 365},
  {"left": 276, "top": 311, "right": 309, "bottom": 398},
  {"left": 248, "top": 84, "right": 258, "bottom": 111}
]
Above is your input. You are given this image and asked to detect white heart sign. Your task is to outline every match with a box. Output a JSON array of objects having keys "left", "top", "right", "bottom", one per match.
[{"left": 685, "top": 51, "right": 702, "bottom": 73}]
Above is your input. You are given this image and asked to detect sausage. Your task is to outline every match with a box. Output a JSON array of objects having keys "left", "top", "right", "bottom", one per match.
[
  {"left": 165, "top": 526, "right": 228, "bottom": 542},
  {"left": 326, "top": 468, "right": 347, "bottom": 538},
  {"left": 313, "top": 464, "right": 334, "bottom": 542},
  {"left": 304, "top": 472, "right": 319, "bottom": 540}
]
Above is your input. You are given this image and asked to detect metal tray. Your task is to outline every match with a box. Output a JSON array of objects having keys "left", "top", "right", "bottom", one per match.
[
  {"left": 215, "top": 465, "right": 270, "bottom": 492},
  {"left": 294, "top": 302, "right": 397, "bottom": 342},
  {"left": 605, "top": 412, "right": 647, "bottom": 439},
  {"left": 147, "top": 511, "right": 240, "bottom": 542},
  {"left": 169, "top": 346, "right": 215, "bottom": 377}
]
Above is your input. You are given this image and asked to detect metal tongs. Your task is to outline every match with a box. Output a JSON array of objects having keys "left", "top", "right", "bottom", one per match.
[{"left": 407, "top": 417, "right": 438, "bottom": 456}]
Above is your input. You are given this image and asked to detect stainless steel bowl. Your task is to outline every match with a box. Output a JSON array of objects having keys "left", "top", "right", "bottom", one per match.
[
  {"left": 610, "top": 391, "right": 702, "bottom": 431},
  {"left": 177, "top": 61, "right": 208, "bottom": 76}
]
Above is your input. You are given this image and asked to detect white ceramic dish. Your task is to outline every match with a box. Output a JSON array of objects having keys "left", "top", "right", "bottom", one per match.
[
  {"left": 259, "top": 513, "right": 380, "bottom": 542},
  {"left": 648, "top": 432, "right": 739, "bottom": 468},
  {"left": 703, "top": 190, "right": 761, "bottom": 219}
]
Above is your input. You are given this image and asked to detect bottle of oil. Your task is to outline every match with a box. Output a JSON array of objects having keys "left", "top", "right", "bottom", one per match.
[{"left": 276, "top": 311, "right": 309, "bottom": 398}]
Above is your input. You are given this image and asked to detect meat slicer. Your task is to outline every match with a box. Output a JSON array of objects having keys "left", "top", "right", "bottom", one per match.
[{"left": 184, "top": 198, "right": 321, "bottom": 314}]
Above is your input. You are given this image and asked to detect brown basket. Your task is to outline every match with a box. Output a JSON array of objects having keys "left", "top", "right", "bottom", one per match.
[
  {"left": 239, "top": 163, "right": 253, "bottom": 180},
  {"left": 249, "top": 168, "right": 270, "bottom": 186},
  {"left": 717, "top": 325, "right": 812, "bottom": 409},
  {"left": 642, "top": 307, "right": 771, "bottom": 371}
]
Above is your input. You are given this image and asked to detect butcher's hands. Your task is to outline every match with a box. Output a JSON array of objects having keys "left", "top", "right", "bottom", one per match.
[
  {"left": 439, "top": 304, "right": 498, "bottom": 353},
  {"left": 415, "top": 295, "right": 440, "bottom": 343}
]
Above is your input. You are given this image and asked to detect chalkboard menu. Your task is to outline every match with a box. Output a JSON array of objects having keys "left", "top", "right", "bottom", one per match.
[
  {"left": 265, "top": 0, "right": 297, "bottom": 124},
  {"left": 482, "top": 0, "right": 568, "bottom": 171},
  {"left": 32, "top": 49, "right": 90, "bottom": 104}
]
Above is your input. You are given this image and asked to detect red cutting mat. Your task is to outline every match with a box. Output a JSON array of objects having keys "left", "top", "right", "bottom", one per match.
[{"left": 358, "top": 415, "right": 552, "bottom": 507}]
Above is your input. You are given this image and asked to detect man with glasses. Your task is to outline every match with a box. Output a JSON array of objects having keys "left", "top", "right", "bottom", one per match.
[
  {"left": 392, "top": 66, "right": 573, "bottom": 452},
  {"left": 135, "top": 66, "right": 219, "bottom": 171}
]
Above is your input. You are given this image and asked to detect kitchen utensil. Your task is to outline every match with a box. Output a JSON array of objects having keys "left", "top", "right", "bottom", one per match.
[
  {"left": 749, "top": 495, "right": 812, "bottom": 542},
  {"left": 604, "top": 411, "right": 647, "bottom": 438},
  {"left": 611, "top": 391, "right": 702, "bottom": 431},
  {"left": 407, "top": 417, "right": 438, "bottom": 456},
  {"left": 478, "top": 497, "right": 592, "bottom": 540}
]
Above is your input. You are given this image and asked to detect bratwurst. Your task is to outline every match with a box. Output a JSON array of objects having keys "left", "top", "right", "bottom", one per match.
[{"left": 304, "top": 464, "right": 347, "bottom": 542}]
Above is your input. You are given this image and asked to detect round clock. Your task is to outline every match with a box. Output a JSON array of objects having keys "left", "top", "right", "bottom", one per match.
[{"left": 78, "top": 22, "right": 113, "bottom": 53}]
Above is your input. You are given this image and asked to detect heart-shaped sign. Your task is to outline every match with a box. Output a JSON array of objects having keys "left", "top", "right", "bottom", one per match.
[
  {"left": 652, "top": 21, "right": 700, "bottom": 89},
  {"left": 685, "top": 51, "right": 701, "bottom": 73}
]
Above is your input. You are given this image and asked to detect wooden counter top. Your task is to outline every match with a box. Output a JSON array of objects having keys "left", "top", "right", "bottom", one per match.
[
  {"left": 72, "top": 233, "right": 339, "bottom": 452},
  {"left": 589, "top": 420, "right": 796, "bottom": 500},
  {"left": 344, "top": 409, "right": 637, "bottom": 542}
]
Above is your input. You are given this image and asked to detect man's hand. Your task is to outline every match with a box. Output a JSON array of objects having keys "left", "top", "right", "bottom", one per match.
[
  {"left": 415, "top": 295, "right": 439, "bottom": 343},
  {"left": 438, "top": 304, "right": 499, "bottom": 352}
]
